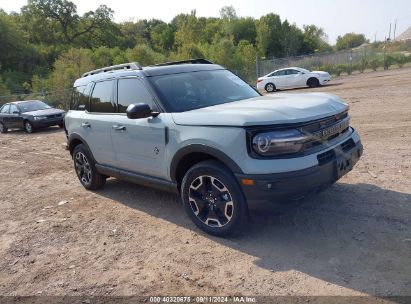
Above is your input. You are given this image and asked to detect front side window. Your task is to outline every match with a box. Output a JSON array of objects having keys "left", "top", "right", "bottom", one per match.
[
  {"left": 117, "top": 78, "right": 154, "bottom": 113},
  {"left": 286, "top": 69, "right": 299, "bottom": 75},
  {"left": 90, "top": 80, "right": 115, "bottom": 113},
  {"left": 149, "top": 69, "right": 260, "bottom": 112},
  {"left": 9, "top": 105, "right": 19, "bottom": 114},
  {"left": 19, "top": 101, "right": 51, "bottom": 113},
  {"left": 1, "top": 105, "right": 10, "bottom": 114}
]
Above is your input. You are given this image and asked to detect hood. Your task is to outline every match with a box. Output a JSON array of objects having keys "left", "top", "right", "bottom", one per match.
[
  {"left": 171, "top": 92, "right": 348, "bottom": 127},
  {"left": 312, "top": 71, "right": 330, "bottom": 76},
  {"left": 23, "top": 108, "right": 65, "bottom": 116}
]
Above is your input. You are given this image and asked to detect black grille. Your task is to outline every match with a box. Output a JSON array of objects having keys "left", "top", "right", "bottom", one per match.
[
  {"left": 47, "top": 114, "right": 62, "bottom": 118},
  {"left": 317, "top": 149, "right": 336, "bottom": 165},
  {"left": 341, "top": 138, "right": 355, "bottom": 152}
]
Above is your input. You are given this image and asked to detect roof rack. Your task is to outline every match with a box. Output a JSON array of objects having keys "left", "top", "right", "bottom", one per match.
[
  {"left": 152, "top": 58, "right": 213, "bottom": 67},
  {"left": 82, "top": 62, "right": 142, "bottom": 77}
]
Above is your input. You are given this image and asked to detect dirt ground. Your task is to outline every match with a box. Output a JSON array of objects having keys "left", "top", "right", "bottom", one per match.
[{"left": 0, "top": 68, "right": 410, "bottom": 298}]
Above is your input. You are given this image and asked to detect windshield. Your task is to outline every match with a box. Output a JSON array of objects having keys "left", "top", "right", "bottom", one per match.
[
  {"left": 149, "top": 69, "right": 260, "bottom": 112},
  {"left": 19, "top": 101, "right": 51, "bottom": 113}
]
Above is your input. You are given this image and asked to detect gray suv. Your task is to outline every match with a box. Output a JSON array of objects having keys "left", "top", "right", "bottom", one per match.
[{"left": 64, "top": 59, "right": 363, "bottom": 236}]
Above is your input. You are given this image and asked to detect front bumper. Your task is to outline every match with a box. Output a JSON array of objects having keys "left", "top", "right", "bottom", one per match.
[
  {"left": 235, "top": 139, "right": 363, "bottom": 204},
  {"left": 31, "top": 117, "right": 64, "bottom": 128}
]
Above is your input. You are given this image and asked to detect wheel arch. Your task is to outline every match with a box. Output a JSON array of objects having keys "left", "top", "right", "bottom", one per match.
[
  {"left": 170, "top": 145, "right": 243, "bottom": 189},
  {"left": 306, "top": 77, "right": 319, "bottom": 86},
  {"left": 68, "top": 133, "right": 93, "bottom": 159}
]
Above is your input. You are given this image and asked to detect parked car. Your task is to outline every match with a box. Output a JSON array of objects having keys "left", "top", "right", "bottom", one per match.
[
  {"left": 64, "top": 59, "right": 362, "bottom": 236},
  {"left": 0, "top": 100, "right": 65, "bottom": 133},
  {"left": 257, "top": 67, "right": 331, "bottom": 92}
]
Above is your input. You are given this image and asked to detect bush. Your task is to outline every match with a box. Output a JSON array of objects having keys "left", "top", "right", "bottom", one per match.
[
  {"left": 393, "top": 54, "right": 408, "bottom": 68},
  {"left": 335, "top": 64, "right": 347, "bottom": 76},
  {"left": 356, "top": 58, "right": 368, "bottom": 73},
  {"left": 368, "top": 58, "right": 380, "bottom": 71}
]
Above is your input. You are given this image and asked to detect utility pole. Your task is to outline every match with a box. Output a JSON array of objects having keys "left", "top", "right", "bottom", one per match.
[
  {"left": 388, "top": 23, "right": 391, "bottom": 40},
  {"left": 255, "top": 54, "right": 260, "bottom": 79},
  {"left": 393, "top": 19, "right": 397, "bottom": 40},
  {"left": 374, "top": 32, "right": 377, "bottom": 43}
]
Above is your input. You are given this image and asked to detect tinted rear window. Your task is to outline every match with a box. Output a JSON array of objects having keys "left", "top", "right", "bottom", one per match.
[{"left": 90, "top": 80, "right": 115, "bottom": 113}]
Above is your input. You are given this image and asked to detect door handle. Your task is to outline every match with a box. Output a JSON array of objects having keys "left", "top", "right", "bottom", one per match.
[
  {"left": 112, "top": 125, "right": 126, "bottom": 131},
  {"left": 81, "top": 122, "right": 91, "bottom": 128}
]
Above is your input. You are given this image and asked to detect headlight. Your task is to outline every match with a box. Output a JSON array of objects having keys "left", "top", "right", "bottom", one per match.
[
  {"left": 252, "top": 129, "right": 308, "bottom": 156},
  {"left": 34, "top": 116, "right": 47, "bottom": 120}
]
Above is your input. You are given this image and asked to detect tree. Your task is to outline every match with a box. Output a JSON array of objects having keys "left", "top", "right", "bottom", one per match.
[
  {"left": 23, "top": 0, "right": 115, "bottom": 46},
  {"left": 151, "top": 23, "right": 175, "bottom": 52},
  {"left": 336, "top": 33, "right": 368, "bottom": 50},
  {"left": 50, "top": 48, "right": 94, "bottom": 108},
  {"left": 302, "top": 25, "right": 331, "bottom": 54},
  {"left": 174, "top": 10, "right": 204, "bottom": 48},
  {"left": 126, "top": 45, "right": 165, "bottom": 66},
  {"left": 256, "top": 14, "right": 283, "bottom": 58}
]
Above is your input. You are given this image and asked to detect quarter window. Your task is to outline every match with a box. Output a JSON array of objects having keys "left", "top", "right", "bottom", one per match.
[
  {"left": 0, "top": 105, "right": 10, "bottom": 114},
  {"left": 71, "top": 85, "right": 87, "bottom": 110},
  {"left": 117, "top": 78, "right": 154, "bottom": 113},
  {"left": 90, "top": 80, "right": 115, "bottom": 113}
]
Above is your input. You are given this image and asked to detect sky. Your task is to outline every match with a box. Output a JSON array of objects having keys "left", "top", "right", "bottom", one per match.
[{"left": 1, "top": 0, "right": 410, "bottom": 43}]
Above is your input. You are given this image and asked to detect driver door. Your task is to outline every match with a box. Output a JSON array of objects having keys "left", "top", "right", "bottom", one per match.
[{"left": 110, "top": 77, "right": 167, "bottom": 179}]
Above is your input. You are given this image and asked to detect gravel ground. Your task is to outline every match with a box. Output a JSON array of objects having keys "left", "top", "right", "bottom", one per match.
[{"left": 0, "top": 68, "right": 410, "bottom": 297}]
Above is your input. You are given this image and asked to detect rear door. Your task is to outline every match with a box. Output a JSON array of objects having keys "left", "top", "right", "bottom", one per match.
[
  {"left": 0, "top": 105, "right": 11, "bottom": 127},
  {"left": 80, "top": 80, "right": 117, "bottom": 166},
  {"left": 110, "top": 77, "right": 167, "bottom": 179}
]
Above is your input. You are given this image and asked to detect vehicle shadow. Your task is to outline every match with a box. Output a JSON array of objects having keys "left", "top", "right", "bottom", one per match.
[
  {"left": 5, "top": 126, "right": 64, "bottom": 134},
  {"left": 96, "top": 180, "right": 411, "bottom": 296},
  {"left": 265, "top": 82, "right": 344, "bottom": 94}
]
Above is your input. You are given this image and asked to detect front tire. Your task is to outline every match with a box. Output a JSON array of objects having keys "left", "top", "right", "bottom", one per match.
[
  {"left": 181, "top": 160, "right": 247, "bottom": 237},
  {"left": 0, "top": 122, "right": 7, "bottom": 133},
  {"left": 24, "top": 121, "right": 34, "bottom": 133},
  {"left": 307, "top": 78, "right": 320, "bottom": 88},
  {"left": 73, "top": 144, "right": 106, "bottom": 190},
  {"left": 265, "top": 83, "right": 276, "bottom": 93}
]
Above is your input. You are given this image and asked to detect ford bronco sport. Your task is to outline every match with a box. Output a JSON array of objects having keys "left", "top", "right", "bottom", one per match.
[{"left": 64, "top": 59, "right": 363, "bottom": 236}]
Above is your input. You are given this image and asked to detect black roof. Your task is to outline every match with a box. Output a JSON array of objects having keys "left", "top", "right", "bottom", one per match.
[{"left": 73, "top": 59, "right": 224, "bottom": 87}]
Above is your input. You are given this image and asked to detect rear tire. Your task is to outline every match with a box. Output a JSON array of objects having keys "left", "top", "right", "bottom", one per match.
[
  {"left": 0, "top": 122, "right": 7, "bottom": 133},
  {"left": 73, "top": 144, "right": 106, "bottom": 190},
  {"left": 265, "top": 83, "right": 276, "bottom": 93},
  {"left": 181, "top": 160, "right": 248, "bottom": 237},
  {"left": 24, "top": 121, "right": 34, "bottom": 133}
]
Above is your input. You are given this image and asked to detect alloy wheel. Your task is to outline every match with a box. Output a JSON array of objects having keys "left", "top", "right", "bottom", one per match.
[
  {"left": 188, "top": 175, "right": 234, "bottom": 228},
  {"left": 74, "top": 151, "right": 92, "bottom": 186},
  {"left": 25, "top": 122, "right": 33, "bottom": 133}
]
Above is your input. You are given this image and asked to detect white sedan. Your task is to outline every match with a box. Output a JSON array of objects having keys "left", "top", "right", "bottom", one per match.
[{"left": 256, "top": 67, "right": 331, "bottom": 93}]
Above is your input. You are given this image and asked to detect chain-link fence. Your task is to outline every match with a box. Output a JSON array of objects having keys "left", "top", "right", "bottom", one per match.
[
  {"left": 0, "top": 89, "right": 71, "bottom": 109},
  {"left": 256, "top": 42, "right": 411, "bottom": 79}
]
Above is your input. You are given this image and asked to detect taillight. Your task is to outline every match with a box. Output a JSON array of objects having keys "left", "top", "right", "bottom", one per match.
[{"left": 257, "top": 79, "right": 263, "bottom": 83}]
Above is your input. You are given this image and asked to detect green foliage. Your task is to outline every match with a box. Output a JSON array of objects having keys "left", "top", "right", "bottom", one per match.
[
  {"left": 336, "top": 33, "right": 368, "bottom": 50},
  {"left": 368, "top": 58, "right": 381, "bottom": 71},
  {"left": 3, "top": 0, "right": 410, "bottom": 99},
  {"left": 50, "top": 48, "right": 95, "bottom": 108},
  {"left": 393, "top": 54, "right": 408, "bottom": 68},
  {"left": 126, "top": 45, "right": 165, "bottom": 66}
]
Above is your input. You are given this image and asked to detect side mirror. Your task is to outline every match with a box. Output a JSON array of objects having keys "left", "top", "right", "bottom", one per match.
[{"left": 126, "top": 103, "right": 159, "bottom": 119}]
